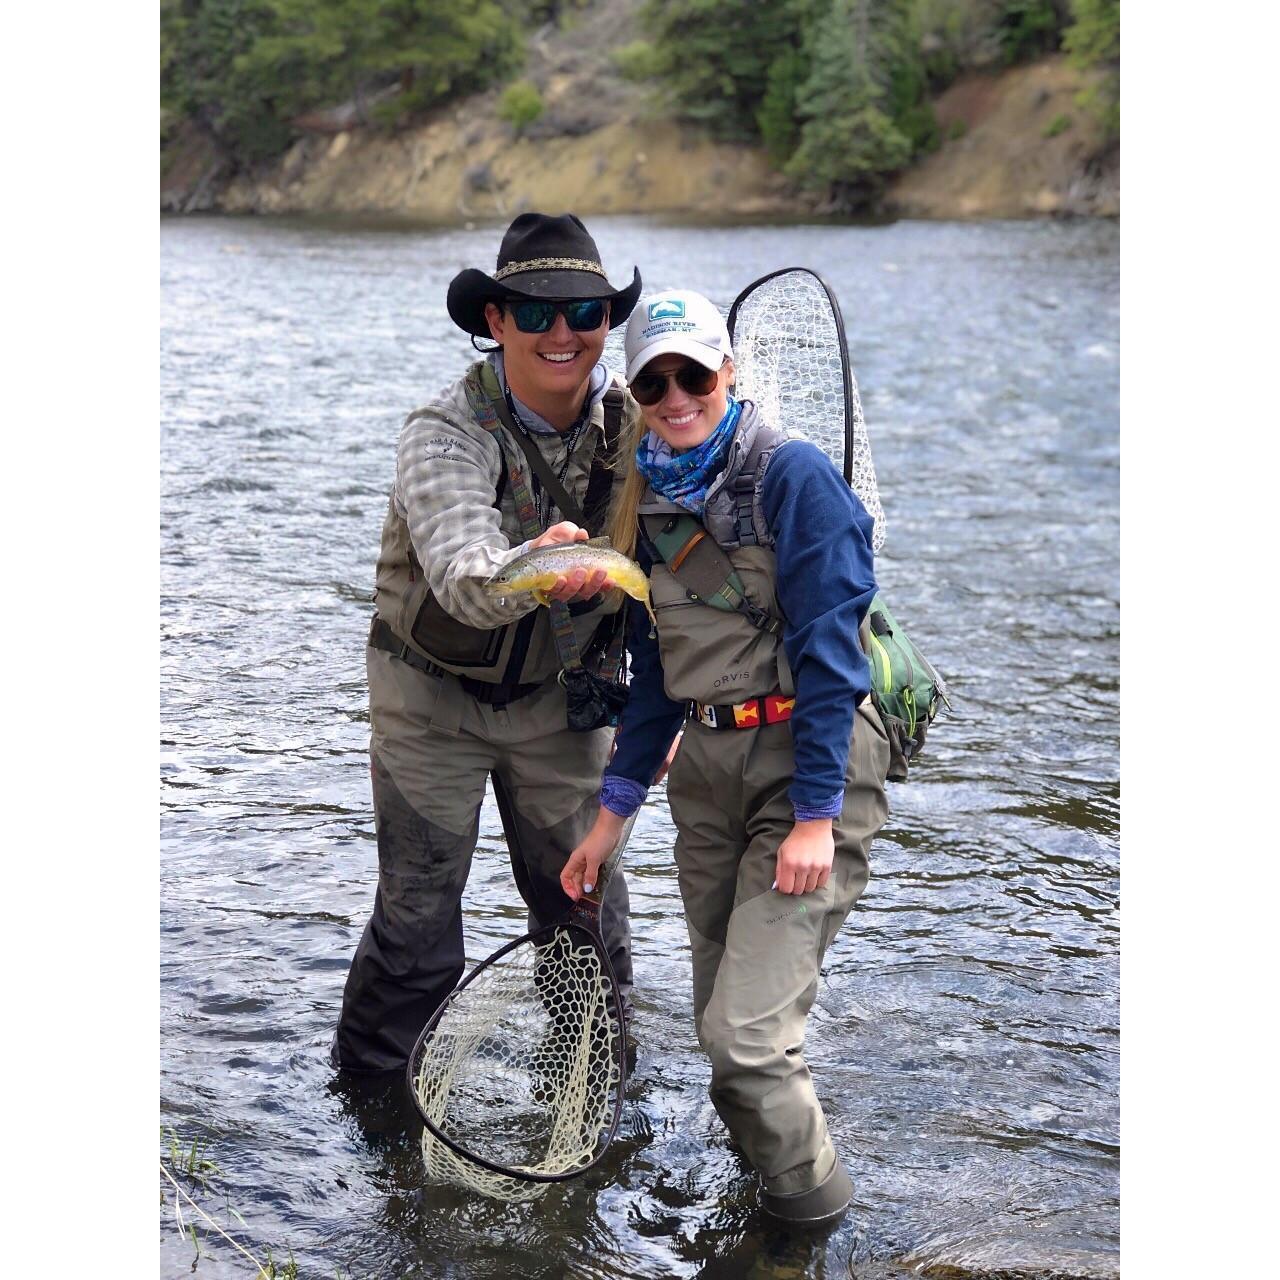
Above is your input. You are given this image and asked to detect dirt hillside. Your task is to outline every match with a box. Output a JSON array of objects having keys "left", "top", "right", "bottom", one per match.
[
  {"left": 161, "top": 42, "right": 1117, "bottom": 222},
  {"left": 885, "top": 58, "right": 1118, "bottom": 218}
]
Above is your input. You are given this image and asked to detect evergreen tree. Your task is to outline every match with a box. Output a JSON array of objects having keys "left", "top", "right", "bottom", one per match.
[
  {"left": 161, "top": 0, "right": 290, "bottom": 161},
  {"left": 640, "top": 0, "right": 816, "bottom": 142},
  {"left": 372, "top": 1, "right": 523, "bottom": 116},
  {"left": 233, "top": 0, "right": 520, "bottom": 126},
  {"left": 995, "top": 1, "right": 1067, "bottom": 65},
  {"left": 786, "top": 0, "right": 917, "bottom": 203},
  {"left": 756, "top": 45, "right": 809, "bottom": 164},
  {"left": 161, "top": 0, "right": 524, "bottom": 166},
  {"left": 1063, "top": 0, "right": 1119, "bottom": 140}
]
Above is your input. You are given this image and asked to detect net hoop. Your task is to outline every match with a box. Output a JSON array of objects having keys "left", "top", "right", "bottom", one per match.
[
  {"left": 404, "top": 909, "right": 629, "bottom": 1186},
  {"left": 727, "top": 266, "right": 886, "bottom": 551},
  {"left": 728, "top": 267, "right": 854, "bottom": 484}
]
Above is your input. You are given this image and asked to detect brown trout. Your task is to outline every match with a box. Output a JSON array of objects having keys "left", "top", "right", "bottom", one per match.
[{"left": 484, "top": 537, "right": 656, "bottom": 626}]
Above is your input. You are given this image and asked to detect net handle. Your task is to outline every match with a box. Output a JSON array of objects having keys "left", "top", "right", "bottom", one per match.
[
  {"left": 579, "top": 809, "right": 639, "bottom": 912},
  {"left": 727, "top": 266, "right": 855, "bottom": 486}
]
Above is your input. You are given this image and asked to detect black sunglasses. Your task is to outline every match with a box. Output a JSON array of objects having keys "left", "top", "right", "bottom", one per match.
[
  {"left": 629, "top": 361, "right": 721, "bottom": 407},
  {"left": 505, "top": 298, "right": 607, "bottom": 334}
]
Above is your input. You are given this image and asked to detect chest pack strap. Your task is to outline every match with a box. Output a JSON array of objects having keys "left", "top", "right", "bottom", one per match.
[
  {"left": 475, "top": 361, "right": 588, "bottom": 526},
  {"left": 639, "top": 512, "right": 783, "bottom": 636}
]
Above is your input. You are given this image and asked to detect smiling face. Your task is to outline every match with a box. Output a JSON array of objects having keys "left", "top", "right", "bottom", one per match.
[
  {"left": 484, "top": 299, "right": 609, "bottom": 416},
  {"left": 634, "top": 353, "right": 735, "bottom": 453}
]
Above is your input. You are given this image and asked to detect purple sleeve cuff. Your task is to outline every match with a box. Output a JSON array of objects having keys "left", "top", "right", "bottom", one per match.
[
  {"left": 601, "top": 774, "right": 648, "bottom": 819},
  {"left": 793, "top": 793, "right": 843, "bottom": 822}
]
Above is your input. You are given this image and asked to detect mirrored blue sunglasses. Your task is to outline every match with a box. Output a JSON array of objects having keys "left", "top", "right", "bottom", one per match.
[{"left": 506, "top": 298, "right": 607, "bottom": 334}]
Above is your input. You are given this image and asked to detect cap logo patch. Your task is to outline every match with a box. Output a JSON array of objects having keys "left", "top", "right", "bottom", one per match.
[{"left": 648, "top": 299, "right": 686, "bottom": 321}]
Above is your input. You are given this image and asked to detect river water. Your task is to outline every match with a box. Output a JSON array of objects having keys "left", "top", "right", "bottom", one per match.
[{"left": 160, "top": 214, "right": 1119, "bottom": 1279}]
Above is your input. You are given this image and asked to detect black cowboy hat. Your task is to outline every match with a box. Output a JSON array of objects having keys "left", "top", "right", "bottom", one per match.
[{"left": 447, "top": 212, "right": 641, "bottom": 338}]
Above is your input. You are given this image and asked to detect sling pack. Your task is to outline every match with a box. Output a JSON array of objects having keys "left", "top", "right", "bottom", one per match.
[
  {"left": 644, "top": 510, "right": 950, "bottom": 782},
  {"left": 862, "top": 596, "right": 951, "bottom": 782},
  {"left": 639, "top": 514, "right": 782, "bottom": 637}
]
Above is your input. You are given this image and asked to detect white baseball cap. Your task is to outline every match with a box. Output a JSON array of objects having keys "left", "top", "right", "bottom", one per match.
[{"left": 623, "top": 289, "right": 733, "bottom": 383}]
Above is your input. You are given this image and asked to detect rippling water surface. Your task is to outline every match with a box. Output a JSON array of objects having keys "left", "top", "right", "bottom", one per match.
[{"left": 160, "top": 214, "right": 1119, "bottom": 1279}]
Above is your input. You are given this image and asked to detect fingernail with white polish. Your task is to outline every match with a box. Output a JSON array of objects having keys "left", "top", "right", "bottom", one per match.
[{"left": 583, "top": 883, "right": 594, "bottom": 893}]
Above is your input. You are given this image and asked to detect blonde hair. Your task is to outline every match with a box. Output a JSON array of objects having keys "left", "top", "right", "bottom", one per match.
[{"left": 607, "top": 396, "right": 648, "bottom": 560}]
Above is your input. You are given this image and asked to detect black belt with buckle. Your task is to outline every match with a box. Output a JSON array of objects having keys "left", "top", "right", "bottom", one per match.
[{"left": 367, "top": 616, "right": 544, "bottom": 707}]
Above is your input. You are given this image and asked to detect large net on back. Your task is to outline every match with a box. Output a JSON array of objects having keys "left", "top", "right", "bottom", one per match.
[
  {"left": 410, "top": 923, "right": 624, "bottom": 1203},
  {"left": 729, "top": 270, "right": 887, "bottom": 552}
]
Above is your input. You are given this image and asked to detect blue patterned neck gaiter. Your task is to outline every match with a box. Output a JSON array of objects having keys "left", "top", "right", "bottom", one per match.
[{"left": 635, "top": 397, "right": 742, "bottom": 516}]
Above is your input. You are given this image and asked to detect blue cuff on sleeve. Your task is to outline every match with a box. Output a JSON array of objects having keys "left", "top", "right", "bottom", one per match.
[
  {"left": 601, "top": 774, "right": 647, "bottom": 819},
  {"left": 793, "top": 793, "right": 844, "bottom": 822}
]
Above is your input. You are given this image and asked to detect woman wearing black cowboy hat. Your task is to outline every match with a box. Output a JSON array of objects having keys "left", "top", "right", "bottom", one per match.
[{"left": 332, "top": 213, "right": 658, "bottom": 1075}]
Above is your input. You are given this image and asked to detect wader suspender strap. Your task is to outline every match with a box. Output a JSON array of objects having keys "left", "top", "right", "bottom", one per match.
[
  {"left": 639, "top": 514, "right": 784, "bottom": 636},
  {"left": 582, "top": 387, "right": 624, "bottom": 535},
  {"left": 730, "top": 441, "right": 777, "bottom": 547},
  {"left": 477, "top": 361, "right": 587, "bottom": 526}
]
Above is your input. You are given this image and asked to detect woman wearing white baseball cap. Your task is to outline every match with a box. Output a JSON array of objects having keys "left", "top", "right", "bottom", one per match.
[{"left": 562, "top": 289, "right": 892, "bottom": 1229}]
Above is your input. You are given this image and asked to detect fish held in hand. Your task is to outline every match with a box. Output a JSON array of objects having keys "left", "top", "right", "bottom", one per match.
[{"left": 485, "top": 537, "right": 656, "bottom": 625}]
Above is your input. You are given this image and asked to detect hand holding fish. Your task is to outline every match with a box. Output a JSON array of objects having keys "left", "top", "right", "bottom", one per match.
[
  {"left": 522, "top": 522, "right": 609, "bottom": 604},
  {"left": 486, "top": 527, "right": 658, "bottom": 626}
]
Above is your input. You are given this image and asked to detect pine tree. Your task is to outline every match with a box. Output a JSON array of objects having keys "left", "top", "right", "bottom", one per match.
[
  {"left": 163, "top": 0, "right": 525, "bottom": 165},
  {"left": 641, "top": 0, "right": 815, "bottom": 142},
  {"left": 756, "top": 46, "right": 809, "bottom": 165},
  {"left": 786, "top": 0, "right": 917, "bottom": 203},
  {"left": 1063, "top": 0, "right": 1119, "bottom": 141}
]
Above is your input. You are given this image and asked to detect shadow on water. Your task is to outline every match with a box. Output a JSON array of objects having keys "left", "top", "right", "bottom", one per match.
[{"left": 161, "top": 215, "right": 1118, "bottom": 1279}]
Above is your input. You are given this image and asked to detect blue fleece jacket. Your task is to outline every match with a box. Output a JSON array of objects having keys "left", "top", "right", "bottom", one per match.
[{"left": 601, "top": 439, "right": 877, "bottom": 820}]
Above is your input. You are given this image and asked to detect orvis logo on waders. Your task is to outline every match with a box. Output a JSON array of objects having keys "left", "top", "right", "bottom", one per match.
[
  {"left": 648, "top": 299, "right": 686, "bottom": 322},
  {"left": 765, "top": 902, "right": 809, "bottom": 925}
]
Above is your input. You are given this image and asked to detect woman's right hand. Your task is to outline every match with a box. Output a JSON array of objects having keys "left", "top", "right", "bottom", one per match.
[
  {"left": 561, "top": 807, "right": 627, "bottom": 901},
  {"left": 528, "top": 521, "right": 610, "bottom": 604}
]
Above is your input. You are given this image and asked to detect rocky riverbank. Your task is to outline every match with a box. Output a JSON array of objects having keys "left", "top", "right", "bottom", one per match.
[{"left": 161, "top": 55, "right": 1117, "bottom": 223}]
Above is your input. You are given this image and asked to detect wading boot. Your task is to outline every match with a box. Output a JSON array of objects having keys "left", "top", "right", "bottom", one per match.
[{"left": 759, "top": 1159, "right": 853, "bottom": 1230}]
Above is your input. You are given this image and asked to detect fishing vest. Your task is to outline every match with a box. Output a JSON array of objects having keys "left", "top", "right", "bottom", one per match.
[
  {"left": 639, "top": 406, "right": 797, "bottom": 705},
  {"left": 374, "top": 364, "right": 629, "bottom": 688}
]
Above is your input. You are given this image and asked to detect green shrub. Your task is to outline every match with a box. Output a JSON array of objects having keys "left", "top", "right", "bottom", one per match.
[
  {"left": 947, "top": 118, "right": 967, "bottom": 141},
  {"left": 897, "top": 101, "right": 941, "bottom": 154},
  {"left": 996, "top": 0, "right": 1066, "bottom": 65},
  {"left": 611, "top": 40, "right": 664, "bottom": 82},
  {"left": 1042, "top": 112, "right": 1072, "bottom": 137},
  {"left": 499, "top": 80, "right": 545, "bottom": 133},
  {"left": 1064, "top": 0, "right": 1119, "bottom": 141}
]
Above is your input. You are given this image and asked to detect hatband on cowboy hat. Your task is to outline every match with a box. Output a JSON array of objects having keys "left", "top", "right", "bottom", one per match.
[{"left": 447, "top": 212, "right": 641, "bottom": 338}]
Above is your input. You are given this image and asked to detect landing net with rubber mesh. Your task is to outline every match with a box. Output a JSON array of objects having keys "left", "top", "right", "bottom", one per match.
[
  {"left": 410, "top": 922, "right": 624, "bottom": 1202},
  {"left": 728, "top": 268, "right": 886, "bottom": 552}
]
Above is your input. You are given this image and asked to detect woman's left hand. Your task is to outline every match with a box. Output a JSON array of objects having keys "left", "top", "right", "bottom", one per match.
[
  {"left": 774, "top": 819, "right": 835, "bottom": 895},
  {"left": 561, "top": 808, "right": 627, "bottom": 901}
]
